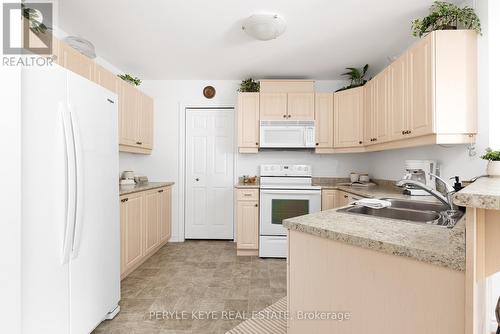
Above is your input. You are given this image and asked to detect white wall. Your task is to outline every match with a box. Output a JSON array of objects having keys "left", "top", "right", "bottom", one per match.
[{"left": 119, "top": 80, "right": 369, "bottom": 241}]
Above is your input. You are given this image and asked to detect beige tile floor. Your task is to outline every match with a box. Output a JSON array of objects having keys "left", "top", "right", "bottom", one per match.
[{"left": 93, "top": 240, "right": 287, "bottom": 334}]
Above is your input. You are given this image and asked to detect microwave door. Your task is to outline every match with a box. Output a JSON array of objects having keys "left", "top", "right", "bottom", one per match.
[{"left": 260, "top": 126, "right": 304, "bottom": 148}]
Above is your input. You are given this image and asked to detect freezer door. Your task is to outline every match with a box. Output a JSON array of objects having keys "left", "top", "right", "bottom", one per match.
[
  {"left": 21, "top": 65, "right": 71, "bottom": 333},
  {"left": 66, "top": 72, "right": 120, "bottom": 334}
]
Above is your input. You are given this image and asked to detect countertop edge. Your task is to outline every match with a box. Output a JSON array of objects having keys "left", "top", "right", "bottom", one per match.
[
  {"left": 453, "top": 177, "right": 500, "bottom": 210},
  {"left": 283, "top": 220, "right": 465, "bottom": 272},
  {"left": 120, "top": 182, "right": 175, "bottom": 196}
]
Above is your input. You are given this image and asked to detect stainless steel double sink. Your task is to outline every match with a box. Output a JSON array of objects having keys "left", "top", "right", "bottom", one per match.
[{"left": 337, "top": 198, "right": 463, "bottom": 228}]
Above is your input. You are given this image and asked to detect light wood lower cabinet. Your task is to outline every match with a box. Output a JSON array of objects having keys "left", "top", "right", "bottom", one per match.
[
  {"left": 236, "top": 189, "right": 259, "bottom": 256},
  {"left": 120, "top": 186, "right": 172, "bottom": 279},
  {"left": 322, "top": 189, "right": 363, "bottom": 210}
]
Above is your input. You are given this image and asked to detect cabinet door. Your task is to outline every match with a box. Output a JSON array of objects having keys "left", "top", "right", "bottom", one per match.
[
  {"left": 338, "top": 191, "right": 350, "bottom": 207},
  {"left": 363, "top": 80, "right": 376, "bottom": 145},
  {"left": 144, "top": 190, "right": 160, "bottom": 256},
  {"left": 287, "top": 93, "right": 315, "bottom": 120},
  {"left": 158, "top": 187, "right": 172, "bottom": 243},
  {"left": 376, "top": 69, "right": 391, "bottom": 143},
  {"left": 390, "top": 54, "right": 409, "bottom": 140},
  {"left": 58, "top": 41, "right": 94, "bottom": 81},
  {"left": 118, "top": 80, "right": 140, "bottom": 147},
  {"left": 236, "top": 201, "right": 259, "bottom": 250},
  {"left": 314, "top": 93, "right": 334, "bottom": 149},
  {"left": 139, "top": 92, "right": 154, "bottom": 150},
  {"left": 93, "top": 64, "right": 118, "bottom": 93},
  {"left": 334, "top": 87, "right": 364, "bottom": 148},
  {"left": 237, "top": 93, "right": 260, "bottom": 150},
  {"left": 408, "top": 35, "right": 434, "bottom": 137},
  {"left": 321, "top": 190, "right": 338, "bottom": 210},
  {"left": 120, "top": 193, "right": 143, "bottom": 275},
  {"left": 260, "top": 93, "right": 287, "bottom": 120}
]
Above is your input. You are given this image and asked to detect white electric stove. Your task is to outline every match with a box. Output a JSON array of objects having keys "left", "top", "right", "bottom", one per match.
[{"left": 259, "top": 164, "right": 321, "bottom": 258}]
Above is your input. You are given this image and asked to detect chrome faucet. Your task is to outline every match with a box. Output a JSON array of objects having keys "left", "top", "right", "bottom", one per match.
[{"left": 395, "top": 174, "right": 457, "bottom": 211}]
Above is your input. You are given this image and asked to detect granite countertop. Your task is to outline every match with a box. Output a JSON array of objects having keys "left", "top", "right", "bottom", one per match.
[
  {"left": 234, "top": 181, "right": 260, "bottom": 189},
  {"left": 454, "top": 177, "right": 500, "bottom": 210},
  {"left": 120, "top": 182, "right": 175, "bottom": 195}
]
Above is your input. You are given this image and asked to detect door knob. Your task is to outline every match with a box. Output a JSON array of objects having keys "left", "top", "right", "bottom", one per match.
[{"left": 195, "top": 178, "right": 199, "bottom": 181}]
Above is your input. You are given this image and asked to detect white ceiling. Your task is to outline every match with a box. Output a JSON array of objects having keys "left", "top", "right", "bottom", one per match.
[{"left": 58, "top": 0, "right": 455, "bottom": 80}]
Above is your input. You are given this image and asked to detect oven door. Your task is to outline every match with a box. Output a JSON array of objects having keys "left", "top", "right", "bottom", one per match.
[{"left": 259, "top": 189, "right": 321, "bottom": 236}]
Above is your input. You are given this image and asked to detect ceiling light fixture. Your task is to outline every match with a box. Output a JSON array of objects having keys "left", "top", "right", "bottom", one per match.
[{"left": 242, "top": 14, "right": 286, "bottom": 41}]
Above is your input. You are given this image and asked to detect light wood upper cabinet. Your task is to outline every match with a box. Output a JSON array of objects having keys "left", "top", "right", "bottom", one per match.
[
  {"left": 238, "top": 93, "right": 260, "bottom": 153},
  {"left": 287, "top": 93, "right": 315, "bottom": 120},
  {"left": 376, "top": 68, "right": 391, "bottom": 143},
  {"left": 120, "top": 193, "right": 143, "bottom": 275},
  {"left": 314, "top": 93, "right": 334, "bottom": 150},
  {"left": 158, "top": 187, "right": 172, "bottom": 243},
  {"left": 236, "top": 189, "right": 259, "bottom": 255},
  {"left": 408, "top": 34, "right": 434, "bottom": 137},
  {"left": 117, "top": 80, "right": 140, "bottom": 147},
  {"left": 334, "top": 86, "right": 364, "bottom": 148},
  {"left": 57, "top": 41, "right": 95, "bottom": 81},
  {"left": 139, "top": 92, "right": 154, "bottom": 150},
  {"left": 390, "top": 54, "right": 409, "bottom": 141},
  {"left": 93, "top": 64, "right": 118, "bottom": 93},
  {"left": 260, "top": 93, "right": 287, "bottom": 120},
  {"left": 364, "top": 80, "right": 376, "bottom": 145}
]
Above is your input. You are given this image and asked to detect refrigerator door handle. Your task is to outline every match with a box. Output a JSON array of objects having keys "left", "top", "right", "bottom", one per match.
[
  {"left": 61, "top": 105, "right": 77, "bottom": 264},
  {"left": 70, "top": 104, "right": 85, "bottom": 259}
]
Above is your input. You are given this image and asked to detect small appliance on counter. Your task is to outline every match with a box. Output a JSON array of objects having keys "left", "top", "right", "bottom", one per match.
[
  {"left": 401, "top": 160, "right": 437, "bottom": 195},
  {"left": 120, "top": 170, "right": 136, "bottom": 185},
  {"left": 134, "top": 175, "right": 149, "bottom": 184}
]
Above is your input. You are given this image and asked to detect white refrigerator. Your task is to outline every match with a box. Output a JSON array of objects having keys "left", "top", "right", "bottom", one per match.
[{"left": 21, "top": 65, "right": 120, "bottom": 333}]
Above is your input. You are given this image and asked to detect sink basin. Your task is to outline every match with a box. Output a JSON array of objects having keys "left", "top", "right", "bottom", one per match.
[
  {"left": 337, "top": 198, "right": 464, "bottom": 227},
  {"left": 338, "top": 206, "right": 443, "bottom": 224},
  {"left": 379, "top": 198, "right": 449, "bottom": 212}
]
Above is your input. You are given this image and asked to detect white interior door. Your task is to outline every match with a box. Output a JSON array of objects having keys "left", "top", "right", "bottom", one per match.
[{"left": 185, "top": 108, "right": 234, "bottom": 239}]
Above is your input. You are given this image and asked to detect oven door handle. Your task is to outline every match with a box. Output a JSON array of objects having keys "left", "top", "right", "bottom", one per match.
[{"left": 260, "top": 189, "right": 321, "bottom": 195}]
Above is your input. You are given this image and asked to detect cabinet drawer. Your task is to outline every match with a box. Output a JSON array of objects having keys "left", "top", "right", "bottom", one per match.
[{"left": 237, "top": 189, "right": 259, "bottom": 201}]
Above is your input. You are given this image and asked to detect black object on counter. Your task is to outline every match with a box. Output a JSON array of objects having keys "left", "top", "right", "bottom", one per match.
[{"left": 451, "top": 176, "right": 463, "bottom": 192}]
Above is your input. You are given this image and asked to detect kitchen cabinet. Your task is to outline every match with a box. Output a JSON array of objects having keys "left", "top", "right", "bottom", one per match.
[
  {"left": 321, "top": 189, "right": 339, "bottom": 210},
  {"left": 237, "top": 93, "right": 260, "bottom": 153},
  {"left": 120, "top": 185, "right": 172, "bottom": 279},
  {"left": 56, "top": 40, "right": 95, "bottom": 81},
  {"left": 287, "top": 93, "right": 315, "bottom": 120},
  {"left": 407, "top": 35, "right": 433, "bottom": 138},
  {"left": 363, "top": 80, "right": 376, "bottom": 146},
  {"left": 120, "top": 192, "right": 144, "bottom": 277},
  {"left": 334, "top": 86, "right": 364, "bottom": 149},
  {"left": 236, "top": 189, "right": 259, "bottom": 256},
  {"left": 314, "top": 93, "right": 334, "bottom": 152},
  {"left": 139, "top": 92, "right": 154, "bottom": 150},
  {"left": 390, "top": 54, "right": 408, "bottom": 141},
  {"left": 144, "top": 190, "right": 160, "bottom": 256},
  {"left": 365, "top": 69, "right": 390, "bottom": 145},
  {"left": 260, "top": 93, "right": 287, "bottom": 120},
  {"left": 93, "top": 64, "right": 118, "bottom": 93}
]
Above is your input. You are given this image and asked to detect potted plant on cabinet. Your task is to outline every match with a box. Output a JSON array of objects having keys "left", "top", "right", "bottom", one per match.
[
  {"left": 238, "top": 78, "right": 260, "bottom": 92},
  {"left": 481, "top": 148, "right": 500, "bottom": 177},
  {"left": 336, "top": 64, "right": 369, "bottom": 92},
  {"left": 118, "top": 74, "right": 142, "bottom": 86},
  {"left": 411, "top": 1, "right": 481, "bottom": 38}
]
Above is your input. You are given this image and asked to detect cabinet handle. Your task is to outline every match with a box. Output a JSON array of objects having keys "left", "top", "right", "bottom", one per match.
[
  {"left": 243, "top": 193, "right": 252, "bottom": 196},
  {"left": 315, "top": 143, "right": 319, "bottom": 146},
  {"left": 121, "top": 198, "right": 128, "bottom": 203},
  {"left": 287, "top": 115, "right": 291, "bottom": 118},
  {"left": 344, "top": 195, "right": 349, "bottom": 198},
  {"left": 358, "top": 141, "right": 363, "bottom": 144},
  {"left": 158, "top": 189, "right": 164, "bottom": 193},
  {"left": 373, "top": 138, "right": 377, "bottom": 142},
  {"left": 408, "top": 130, "right": 412, "bottom": 134},
  {"left": 136, "top": 141, "right": 143, "bottom": 145},
  {"left": 283, "top": 115, "right": 287, "bottom": 118},
  {"left": 195, "top": 178, "right": 199, "bottom": 181},
  {"left": 255, "top": 142, "right": 259, "bottom": 146},
  {"left": 254, "top": 204, "right": 258, "bottom": 207}
]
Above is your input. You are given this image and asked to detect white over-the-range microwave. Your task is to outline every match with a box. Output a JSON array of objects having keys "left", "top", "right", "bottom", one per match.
[{"left": 259, "top": 120, "right": 316, "bottom": 148}]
